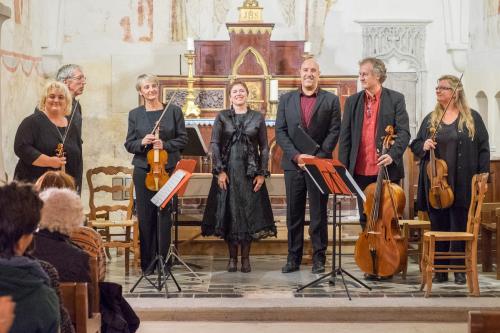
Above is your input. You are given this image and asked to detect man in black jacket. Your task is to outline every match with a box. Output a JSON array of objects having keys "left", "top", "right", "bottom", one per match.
[
  {"left": 276, "top": 58, "right": 341, "bottom": 274},
  {"left": 338, "top": 58, "right": 410, "bottom": 232}
]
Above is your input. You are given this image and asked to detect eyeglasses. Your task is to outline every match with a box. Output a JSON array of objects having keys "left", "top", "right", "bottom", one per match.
[
  {"left": 69, "top": 75, "right": 86, "bottom": 81},
  {"left": 435, "top": 86, "right": 452, "bottom": 91}
]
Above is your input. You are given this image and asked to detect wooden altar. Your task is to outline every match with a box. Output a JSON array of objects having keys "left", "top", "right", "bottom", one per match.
[{"left": 155, "top": 1, "right": 356, "bottom": 174}]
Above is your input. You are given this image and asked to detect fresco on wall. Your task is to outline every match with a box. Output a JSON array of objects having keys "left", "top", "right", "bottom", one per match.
[
  {"left": 306, "top": 0, "right": 336, "bottom": 56},
  {"left": 280, "top": 0, "right": 296, "bottom": 26},
  {"left": 485, "top": 0, "right": 500, "bottom": 46},
  {"left": 120, "top": 0, "right": 154, "bottom": 43}
]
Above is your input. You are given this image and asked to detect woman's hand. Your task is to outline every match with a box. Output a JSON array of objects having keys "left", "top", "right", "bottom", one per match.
[
  {"left": 141, "top": 134, "right": 155, "bottom": 146},
  {"left": 253, "top": 175, "right": 265, "bottom": 192},
  {"left": 152, "top": 139, "right": 163, "bottom": 150},
  {"left": 49, "top": 156, "right": 66, "bottom": 169},
  {"left": 218, "top": 171, "right": 229, "bottom": 191},
  {"left": 423, "top": 139, "right": 436, "bottom": 151}
]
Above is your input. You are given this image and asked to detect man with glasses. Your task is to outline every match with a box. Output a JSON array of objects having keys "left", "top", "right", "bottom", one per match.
[
  {"left": 338, "top": 58, "right": 410, "bottom": 267},
  {"left": 56, "top": 64, "right": 86, "bottom": 193}
]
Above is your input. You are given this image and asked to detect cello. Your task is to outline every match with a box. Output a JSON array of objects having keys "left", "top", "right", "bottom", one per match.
[
  {"left": 354, "top": 125, "right": 407, "bottom": 277},
  {"left": 425, "top": 74, "right": 463, "bottom": 209}
]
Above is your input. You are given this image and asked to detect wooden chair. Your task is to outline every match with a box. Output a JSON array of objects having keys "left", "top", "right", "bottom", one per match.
[
  {"left": 479, "top": 202, "right": 500, "bottom": 279},
  {"left": 86, "top": 166, "right": 139, "bottom": 274},
  {"left": 398, "top": 218, "right": 431, "bottom": 279},
  {"left": 60, "top": 281, "right": 101, "bottom": 333},
  {"left": 420, "top": 173, "right": 489, "bottom": 297}
]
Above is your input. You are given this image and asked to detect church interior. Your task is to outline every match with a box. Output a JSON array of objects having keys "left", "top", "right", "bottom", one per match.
[{"left": 1, "top": 0, "right": 500, "bottom": 332}]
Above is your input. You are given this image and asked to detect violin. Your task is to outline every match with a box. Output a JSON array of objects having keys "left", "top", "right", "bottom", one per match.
[
  {"left": 145, "top": 125, "right": 169, "bottom": 191},
  {"left": 354, "top": 125, "right": 407, "bottom": 277},
  {"left": 426, "top": 127, "right": 454, "bottom": 209},
  {"left": 55, "top": 143, "right": 66, "bottom": 173}
]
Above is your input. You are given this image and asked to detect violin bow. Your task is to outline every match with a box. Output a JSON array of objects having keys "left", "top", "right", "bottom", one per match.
[
  {"left": 431, "top": 72, "right": 464, "bottom": 140},
  {"left": 150, "top": 89, "right": 179, "bottom": 135}
]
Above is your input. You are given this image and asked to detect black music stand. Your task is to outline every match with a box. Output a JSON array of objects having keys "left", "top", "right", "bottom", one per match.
[
  {"left": 129, "top": 170, "right": 189, "bottom": 297},
  {"left": 296, "top": 158, "right": 371, "bottom": 300}
]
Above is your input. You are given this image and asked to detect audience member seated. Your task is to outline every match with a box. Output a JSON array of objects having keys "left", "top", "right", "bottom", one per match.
[
  {"left": 33, "top": 187, "right": 91, "bottom": 283},
  {"left": 33, "top": 181, "right": 140, "bottom": 332},
  {"left": 36, "top": 170, "right": 107, "bottom": 280},
  {"left": 0, "top": 182, "right": 60, "bottom": 332}
]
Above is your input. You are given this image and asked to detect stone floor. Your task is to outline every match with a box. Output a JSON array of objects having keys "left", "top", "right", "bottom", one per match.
[{"left": 106, "top": 252, "right": 500, "bottom": 299}]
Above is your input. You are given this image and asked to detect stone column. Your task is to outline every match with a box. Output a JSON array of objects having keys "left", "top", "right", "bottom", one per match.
[{"left": 0, "top": 3, "right": 11, "bottom": 182}]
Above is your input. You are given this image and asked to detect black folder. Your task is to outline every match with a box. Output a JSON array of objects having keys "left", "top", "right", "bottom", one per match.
[{"left": 292, "top": 125, "right": 320, "bottom": 155}]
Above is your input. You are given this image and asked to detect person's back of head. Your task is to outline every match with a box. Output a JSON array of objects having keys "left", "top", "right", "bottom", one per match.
[
  {"left": 0, "top": 182, "right": 60, "bottom": 333},
  {"left": 35, "top": 171, "right": 76, "bottom": 191},
  {"left": 39, "top": 188, "right": 84, "bottom": 236},
  {"left": 0, "top": 182, "right": 42, "bottom": 258}
]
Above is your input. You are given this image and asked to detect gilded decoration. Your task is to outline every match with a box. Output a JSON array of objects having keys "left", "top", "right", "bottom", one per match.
[
  {"left": 163, "top": 88, "right": 225, "bottom": 111},
  {"left": 239, "top": 0, "right": 263, "bottom": 23},
  {"left": 231, "top": 46, "right": 269, "bottom": 77}
]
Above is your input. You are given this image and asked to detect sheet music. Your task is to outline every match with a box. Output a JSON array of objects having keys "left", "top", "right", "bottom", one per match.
[
  {"left": 304, "top": 166, "right": 325, "bottom": 195},
  {"left": 344, "top": 169, "right": 366, "bottom": 202},
  {"left": 150, "top": 170, "right": 186, "bottom": 207}
]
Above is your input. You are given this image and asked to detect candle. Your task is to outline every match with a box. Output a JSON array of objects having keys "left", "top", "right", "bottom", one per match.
[
  {"left": 304, "top": 41, "right": 311, "bottom": 54},
  {"left": 187, "top": 37, "right": 194, "bottom": 51},
  {"left": 270, "top": 79, "right": 279, "bottom": 102}
]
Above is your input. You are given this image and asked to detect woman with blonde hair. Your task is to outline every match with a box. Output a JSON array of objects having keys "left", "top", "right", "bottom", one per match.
[
  {"left": 14, "top": 81, "right": 83, "bottom": 191},
  {"left": 410, "top": 75, "right": 490, "bottom": 284}
]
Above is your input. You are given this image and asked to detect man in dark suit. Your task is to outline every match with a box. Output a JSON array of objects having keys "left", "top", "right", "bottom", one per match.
[
  {"left": 276, "top": 58, "right": 341, "bottom": 274},
  {"left": 338, "top": 57, "right": 410, "bottom": 232}
]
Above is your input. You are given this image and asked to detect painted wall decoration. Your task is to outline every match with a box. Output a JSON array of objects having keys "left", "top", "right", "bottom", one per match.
[
  {"left": 0, "top": 49, "right": 43, "bottom": 76},
  {"left": 120, "top": 0, "right": 154, "bottom": 42},
  {"left": 280, "top": 0, "right": 296, "bottom": 26},
  {"left": 305, "top": 0, "right": 336, "bottom": 56}
]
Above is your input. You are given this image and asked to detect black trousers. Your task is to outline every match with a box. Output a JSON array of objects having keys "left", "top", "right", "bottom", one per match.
[
  {"left": 428, "top": 205, "right": 468, "bottom": 266},
  {"left": 284, "top": 169, "right": 328, "bottom": 265},
  {"left": 133, "top": 167, "right": 171, "bottom": 272},
  {"left": 353, "top": 174, "right": 378, "bottom": 230}
]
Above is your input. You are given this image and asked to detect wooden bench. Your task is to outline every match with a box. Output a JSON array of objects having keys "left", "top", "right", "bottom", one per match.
[
  {"left": 60, "top": 282, "right": 101, "bottom": 333},
  {"left": 469, "top": 311, "right": 500, "bottom": 333}
]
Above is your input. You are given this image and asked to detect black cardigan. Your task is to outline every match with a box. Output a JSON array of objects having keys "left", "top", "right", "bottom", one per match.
[{"left": 410, "top": 110, "right": 490, "bottom": 210}]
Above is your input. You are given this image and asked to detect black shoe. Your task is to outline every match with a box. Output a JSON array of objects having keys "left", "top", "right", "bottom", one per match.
[
  {"left": 227, "top": 258, "right": 237, "bottom": 272},
  {"left": 454, "top": 272, "right": 466, "bottom": 285},
  {"left": 432, "top": 272, "right": 449, "bottom": 283},
  {"left": 311, "top": 261, "right": 325, "bottom": 274},
  {"left": 282, "top": 261, "right": 300, "bottom": 273}
]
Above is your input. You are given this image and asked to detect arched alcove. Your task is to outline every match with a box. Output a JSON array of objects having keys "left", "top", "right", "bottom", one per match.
[{"left": 476, "top": 91, "right": 488, "bottom": 125}]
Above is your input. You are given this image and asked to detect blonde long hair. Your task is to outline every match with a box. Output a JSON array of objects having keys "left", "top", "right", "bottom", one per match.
[{"left": 429, "top": 75, "right": 475, "bottom": 138}]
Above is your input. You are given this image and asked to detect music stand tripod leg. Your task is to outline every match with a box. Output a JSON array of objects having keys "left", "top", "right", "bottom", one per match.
[
  {"left": 171, "top": 195, "right": 203, "bottom": 271},
  {"left": 130, "top": 207, "right": 182, "bottom": 297}
]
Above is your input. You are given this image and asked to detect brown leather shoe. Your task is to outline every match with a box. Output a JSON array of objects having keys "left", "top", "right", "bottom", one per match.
[
  {"left": 241, "top": 257, "right": 251, "bottom": 273},
  {"left": 227, "top": 258, "right": 237, "bottom": 272}
]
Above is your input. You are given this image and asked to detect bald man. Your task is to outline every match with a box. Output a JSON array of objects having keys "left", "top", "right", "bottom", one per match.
[{"left": 276, "top": 58, "right": 341, "bottom": 274}]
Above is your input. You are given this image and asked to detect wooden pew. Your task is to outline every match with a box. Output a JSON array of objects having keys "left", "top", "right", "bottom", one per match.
[
  {"left": 60, "top": 282, "right": 101, "bottom": 333},
  {"left": 469, "top": 311, "right": 500, "bottom": 333}
]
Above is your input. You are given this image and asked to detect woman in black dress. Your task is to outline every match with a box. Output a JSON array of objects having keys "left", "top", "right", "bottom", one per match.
[
  {"left": 202, "top": 80, "right": 276, "bottom": 273},
  {"left": 410, "top": 75, "right": 489, "bottom": 284},
  {"left": 14, "top": 81, "right": 81, "bottom": 187},
  {"left": 124, "top": 74, "right": 188, "bottom": 274}
]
